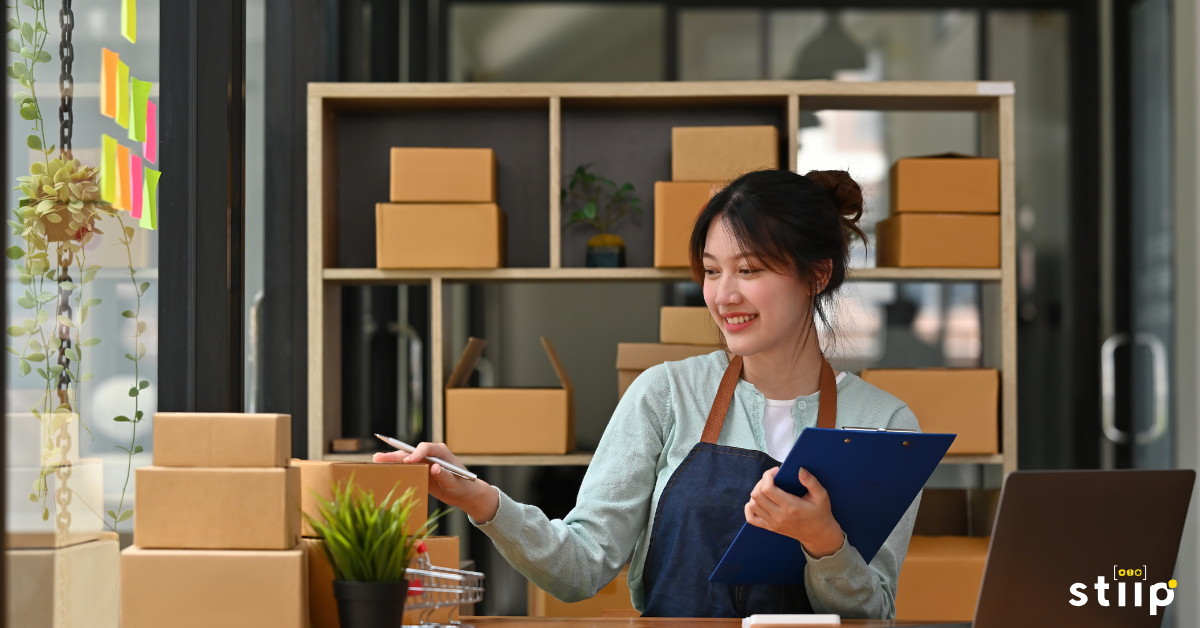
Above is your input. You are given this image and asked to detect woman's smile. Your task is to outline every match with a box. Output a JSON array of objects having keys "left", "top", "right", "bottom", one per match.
[{"left": 721, "top": 311, "right": 759, "bottom": 332}]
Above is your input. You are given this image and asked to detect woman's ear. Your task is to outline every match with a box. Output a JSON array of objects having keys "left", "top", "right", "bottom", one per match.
[{"left": 813, "top": 259, "right": 833, "bottom": 294}]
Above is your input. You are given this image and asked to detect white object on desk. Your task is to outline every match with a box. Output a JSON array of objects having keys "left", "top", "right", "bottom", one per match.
[{"left": 743, "top": 615, "right": 841, "bottom": 627}]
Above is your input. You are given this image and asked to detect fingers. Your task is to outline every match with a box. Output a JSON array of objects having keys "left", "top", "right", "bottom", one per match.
[
  {"left": 745, "top": 500, "right": 770, "bottom": 529},
  {"left": 372, "top": 451, "right": 407, "bottom": 463},
  {"left": 798, "top": 467, "right": 828, "bottom": 503},
  {"left": 402, "top": 442, "right": 460, "bottom": 465}
]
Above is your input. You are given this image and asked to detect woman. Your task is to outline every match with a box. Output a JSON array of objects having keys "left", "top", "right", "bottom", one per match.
[{"left": 376, "top": 169, "right": 922, "bottom": 618}]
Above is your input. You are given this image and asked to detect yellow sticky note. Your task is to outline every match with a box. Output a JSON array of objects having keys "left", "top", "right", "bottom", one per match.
[
  {"left": 121, "top": 0, "right": 136, "bottom": 43},
  {"left": 102, "top": 134, "right": 117, "bottom": 203},
  {"left": 115, "top": 144, "right": 130, "bottom": 211},
  {"left": 129, "top": 77, "right": 151, "bottom": 142},
  {"left": 140, "top": 168, "right": 161, "bottom": 230},
  {"left": 116, "top": 61, "right": 129, "bottom": 129},
  {"left": 100, "top": 49, "right": 118, "bottom": 118}
]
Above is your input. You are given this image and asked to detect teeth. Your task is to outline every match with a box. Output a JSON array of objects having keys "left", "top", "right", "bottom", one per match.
[{"left": 724, "top": 314, "right": 758, "bottom": 325}]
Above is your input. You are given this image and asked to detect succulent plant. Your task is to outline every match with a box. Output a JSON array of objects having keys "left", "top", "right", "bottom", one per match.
[{"left": 12, "top": 157, "right": 112, "bottom": 244}]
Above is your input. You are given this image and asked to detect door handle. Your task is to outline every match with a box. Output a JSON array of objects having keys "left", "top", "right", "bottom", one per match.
[
  {"left": 1101, "top": 333, "right": 1128, "bottom": 444},
  {"left": 1134, "top": 331, "right": 1169, "bottom": 445},
  {"left": 1100, "top": 332, "right": 1170, "bottom": 446}
]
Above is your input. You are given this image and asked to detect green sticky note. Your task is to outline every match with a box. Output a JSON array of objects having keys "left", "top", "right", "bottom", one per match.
[
  {"left": 128, "top": 78, "right": 151, "bottom": 142},
  {"left": 140, "top": 167, "right": 160, "bottom": 230},
  {"left": 121, "top": 0, "right": 136, "bottom": 43},
  {"left": 116, "top": 61, "right": 129, "bottom": 129},
  {"left": 102, "top": 134, "right": 117, "bottom": 204}
]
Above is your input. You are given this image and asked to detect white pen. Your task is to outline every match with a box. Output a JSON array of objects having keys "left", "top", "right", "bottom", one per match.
[{"left": 374, "top": 434, "right": 478, "bottom": 481}]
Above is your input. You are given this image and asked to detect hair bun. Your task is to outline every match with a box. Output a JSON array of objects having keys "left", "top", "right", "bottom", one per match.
[{"left": 804, "top": 170, "right": 866, "bottom": 243}]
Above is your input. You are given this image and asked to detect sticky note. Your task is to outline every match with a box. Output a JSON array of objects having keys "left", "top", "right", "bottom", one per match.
[
  {"left": 100, "top": 49, "right": 118, "bottom": 118},
  {"left": 102, "top": 134, "right": 117, "bottom": 203},
  {"left": 130, "top": 155, "right": 143, "bottom": 219},
  {"left": 115, "top": 144, "right": 130, "bottom": 210},
  {"left": 121, "top": 0, "right": 136, "bottom": 43},
  {"left": 116, "top": 61, "right": 129, "bottom": 129},
  {"left": 129, "top": 78, "right": 151, "bottom": 142},
  {"left": 140, "top": 168, "right": 160, "bottom": 230},
  {"left": 144, "top": 101, "right": 157, "bottom": 164}
]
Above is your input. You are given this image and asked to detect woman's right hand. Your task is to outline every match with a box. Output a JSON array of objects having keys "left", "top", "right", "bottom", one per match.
[{"left": 373, "top": 442, "right": 499, "bottom": 523}]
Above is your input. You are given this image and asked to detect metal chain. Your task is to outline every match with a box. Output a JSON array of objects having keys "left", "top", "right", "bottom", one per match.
[{"left": 57, "top": 0, "right": 73, "bottom": 155}]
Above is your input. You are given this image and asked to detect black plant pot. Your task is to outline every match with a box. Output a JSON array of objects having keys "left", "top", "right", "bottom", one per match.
[{"left": 333, "top": 580, "right": 408, "bottom": 628}]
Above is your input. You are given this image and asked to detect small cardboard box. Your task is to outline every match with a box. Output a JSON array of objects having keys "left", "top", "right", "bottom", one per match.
[
  {"left": 895, "top": 535, "right": 989, "bottom": 622},
  {"left": 660, "top": 306, "right": 722, "bottom": 345},
  {"left": 293, "top": 460, "right": 429, "bottom": 537},
  {"left": 890, "top": 154, "right": 999, "bottom": 214},
  {"left": 672, "top": 126, "right": 779, "bottom": 181},
  {"left": 445, "top": 337, "right": 574, "bottom": 455},
  {"left": 376, "top": 203, "right": 506, "bottom": 269},
  {"left": 7, "top": 458, "right": 105, "bottom": 549},
  {"left": 134, "top": 467, "right": 301, "bottom": 550},
  {"left": 875, "top": 213, "right": 1000, "bottom": 268},
  {"left": 390, "top": 147, "right": 495, "bottom": 203},
  {"left": 653, "top": 181, "right": 718, "bottom": 267},
  {"left": 305, "top": 536, "right": 461, "bottom": 628},
  {"left": 859, "top": 369, "right": 999, "bottom": 454},
  {"left": 121, "top": 545, "right": 306, "bottom": 628},
  {"left": 153, "top": 413, "right": 290, "bottom": 467},
  {"left": 6, "top": 535, "right": 119, "bottom": 628},
  {"left": 528, "top": 566, "right": 636, "bottom": 617},
  {"left": 616, "top": 343, "right": 719, "bottom": 398}
]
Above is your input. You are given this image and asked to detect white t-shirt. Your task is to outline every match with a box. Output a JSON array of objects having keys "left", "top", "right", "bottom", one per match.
[{"left": 763, "top": 371, "right": 847, "bottom": 461}]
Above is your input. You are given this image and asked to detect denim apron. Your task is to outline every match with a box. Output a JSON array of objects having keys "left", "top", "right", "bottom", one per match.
[{"left": 641, "top": 354, "right": 839, "bottom": 617}]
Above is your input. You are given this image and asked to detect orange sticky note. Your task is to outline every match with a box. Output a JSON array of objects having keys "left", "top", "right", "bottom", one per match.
[
  {"left": 100, "top": 49, "right": 118, "bottom": 118},
  {"left": 115, "top": 144, "right": 130, "bottom": 210}
]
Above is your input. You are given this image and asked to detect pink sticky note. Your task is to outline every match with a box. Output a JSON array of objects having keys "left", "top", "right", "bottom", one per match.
[
  {"left": 130, "top": 155, "right": 144, "bottom": 219},
  {"left": 143, "top": 100, "right": 157, "bottom": 164}
]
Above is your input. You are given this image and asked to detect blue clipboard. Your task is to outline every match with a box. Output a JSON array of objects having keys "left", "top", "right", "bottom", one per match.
[{"left": 709, "top": 427, "right": 956, "bottom": 585}]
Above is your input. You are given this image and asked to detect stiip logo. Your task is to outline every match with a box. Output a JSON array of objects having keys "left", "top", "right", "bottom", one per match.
[{"left": 1069, "top": 566, "right": 1178, "bottom": 616}]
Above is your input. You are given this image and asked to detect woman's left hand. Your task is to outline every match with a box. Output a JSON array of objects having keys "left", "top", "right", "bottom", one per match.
[{"left": 745, "top": 466, "right": 845, "bottom": 559}]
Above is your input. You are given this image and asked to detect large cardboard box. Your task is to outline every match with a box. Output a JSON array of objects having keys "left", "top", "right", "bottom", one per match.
[
  {"left": 653, "top": 181, "right": 718, "bottom": 267},
  {"left": 660, "top": 306, "right": 722, "bottom": 345},
  {"left": 616, "top": 343, "right": 718, "bottom": 398},
  {"left": 446, "top": 337, "right": 574, "bottom": 454},
  {"left": 7, "top": 458, "right": 105, "bottom": 548},
  {"left": 390, "top": 147, "right": 495, "bottom": 203},
  {"left": 895, "top": 535, "right": 989, "bottom": 621},
  {"left": 528, "top": 566, "right": 636, "bottom": 617},
  {"left": 890, "top": 154, "right": 999, "bottom": 214},
  {"left": 672, "top": 126, "right": 779, "bottom": 181},
  {"left": 875, "top": 213, "right": 1000, "bottom": 268},
  {"left": 305, "top": 536, "right": 461, "bottom": 628},
  {"left": 134, "top": 466, "right": 301, "bottom": 550},
  {"left": 121, "top": 545, "right": 307, "bottom": 628},
  {"left": 376, "top": 203, "right": 506, "bottom": 269},
  {"left": 293, "top": 460, "right": 429, "bottom": 537},
  {"left": 6, "top": 535, "right": 119, "bottom": 628},
  {"left": 153, "top": 413, "right": 290, "bottom": 467},
  {"left": 859, "top": 369, "right": 999, "bottom": 455}
]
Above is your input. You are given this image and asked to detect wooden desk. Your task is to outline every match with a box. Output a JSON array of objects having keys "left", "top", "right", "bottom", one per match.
[{"left": 463, "top": 618, "right": 959, "bottom": 627}]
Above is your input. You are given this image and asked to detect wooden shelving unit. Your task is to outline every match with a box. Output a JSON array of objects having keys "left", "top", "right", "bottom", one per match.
[{"left": 308, "top": 81, "right": 1017, "bottom": 476}]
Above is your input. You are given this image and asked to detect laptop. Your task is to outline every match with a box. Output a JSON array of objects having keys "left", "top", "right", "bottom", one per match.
[{"left": 907, "top": 469, "right": 1194, "bottom": 628}]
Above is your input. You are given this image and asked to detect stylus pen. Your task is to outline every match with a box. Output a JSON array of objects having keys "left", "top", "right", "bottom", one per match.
[{"left": 374, "top": 434, "right": 478, "bottom": 481}]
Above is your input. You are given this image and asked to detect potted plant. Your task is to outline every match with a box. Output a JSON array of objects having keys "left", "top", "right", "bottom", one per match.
[
  {"left": 562, "top": 164, "right": 643, "bottom": 267},
  {"left": 304, "top": 478, "right": 442, "bottom": 628}
]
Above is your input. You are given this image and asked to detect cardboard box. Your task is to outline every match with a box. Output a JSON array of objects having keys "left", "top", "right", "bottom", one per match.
[
  {"left": 895, "top": 535, "right": 989, "bottom": 622},
  {"left": 875, "top": 213, "right": 1000, "bottom": 268},
  {"left": 134, "top": 466, "right": 300, "bottom": 550},
  {"left": 528, "top": 566, "right": 636, "bottom": 617},
  {"left": 6, "top": 535, "right": 119, "bottom": 628},
  {"left": 376, "top": 203, "right": 506, "bottom": 269},
  {"left": 305, "top": 536, "right": 461, "bottom": 628},
  {"left": 293, "top": 460, "right": 429, "bottom": 537},
  {"left": 858, "top": 369, "right": 999, "bottom": 454},
  {"left": 654, "top": 181, "right": 718, "bottom": 267},
  {"left": 616, "top": 343, "right": 719, "bottom": 398},
  {"left": 7, "top": 458, "right": 105, "bottom": 548},
  {"left": 153, "top": 413, "right": 290, "bottom": 467},
  {"left": 890, "top": 154, "right": 999, "bottom": 214},
  {"left": 672, "top": 126, "right": 779, "bottom": 181},
  {"left": 390, "top": 147, "right": 496, "bottom": 203},
  {"left": 660, "top": 306, "right": 722, "bottom": 345},
  {"left": 446, "top": 337, "right": 574, "bottom": 454},
  {"left": 121, "top": 545, "right": 306, "bottom": 628}
]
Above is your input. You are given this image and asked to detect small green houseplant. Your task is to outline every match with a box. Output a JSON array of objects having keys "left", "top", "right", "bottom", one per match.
[
  {"left": 304, "top": 478, "right": 442, "bottom": 628},
  {"left": 562, "top": 164, "right": 642, "bottom": 267}
]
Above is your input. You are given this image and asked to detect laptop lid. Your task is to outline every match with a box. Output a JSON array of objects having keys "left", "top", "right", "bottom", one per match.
[{"left": 974, "top": 469, "right": 1195, "bottom": 628}]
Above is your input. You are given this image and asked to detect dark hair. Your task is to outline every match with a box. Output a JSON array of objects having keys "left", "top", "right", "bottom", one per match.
[{"left": 687, "top": 169, "right": 866, "bottom": 333}]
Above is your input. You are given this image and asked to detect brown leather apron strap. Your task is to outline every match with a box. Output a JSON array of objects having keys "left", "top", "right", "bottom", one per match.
[{"left": 700, "top": 353, "right": 839, "bottom": 444}]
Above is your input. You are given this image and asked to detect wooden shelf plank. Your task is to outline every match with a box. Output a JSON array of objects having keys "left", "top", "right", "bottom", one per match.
[
  {"left": 322, "top": 267, "right": 1001, "bottom": 284},
  {"left": 941, "top": 454, "right": 1005, "bottom": 465},
  {"left": 324, "top": 452, "right": 998, "bottom": 466}
]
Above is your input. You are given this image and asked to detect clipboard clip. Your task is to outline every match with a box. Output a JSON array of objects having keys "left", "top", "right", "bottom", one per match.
[{"left": 840, "top": 426, "right": 919, "bottom": 433}]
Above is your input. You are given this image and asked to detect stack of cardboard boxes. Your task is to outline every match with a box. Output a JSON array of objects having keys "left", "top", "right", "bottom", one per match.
[
  {"left": 121, "top": 413, "right": 305, "bottom": 628},
  {"left": 654, "top": 126, "right": 780, "bottom": 267},
  {"left": 376, "top": 148, "right": 505, "bottom": 269},
  {"left": 616, "top": 306, "right": 722, "bottom": 398}
]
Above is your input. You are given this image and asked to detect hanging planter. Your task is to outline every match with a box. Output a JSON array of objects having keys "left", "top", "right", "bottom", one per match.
[{"left": 17, "top": 158, "right": 110, "bottom": 243}]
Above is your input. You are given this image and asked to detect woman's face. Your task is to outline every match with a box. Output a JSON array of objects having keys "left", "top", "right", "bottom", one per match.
[{"left": 701, "top": 218, "right": 815, "bottom": 357}]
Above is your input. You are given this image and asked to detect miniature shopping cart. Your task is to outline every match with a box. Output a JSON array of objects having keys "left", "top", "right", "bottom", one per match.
[{"left": 404, "top": 555, "right": 486, "bottom": 627}]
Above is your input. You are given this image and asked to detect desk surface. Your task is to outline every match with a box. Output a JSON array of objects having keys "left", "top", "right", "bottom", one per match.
[{"left": 464, "top": 618, "right": 959, "bottom": 627}]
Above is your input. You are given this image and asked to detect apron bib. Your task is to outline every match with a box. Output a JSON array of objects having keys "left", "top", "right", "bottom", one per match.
[{"left": 641, "top": 354, "right": 839, "bottom": 617}]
